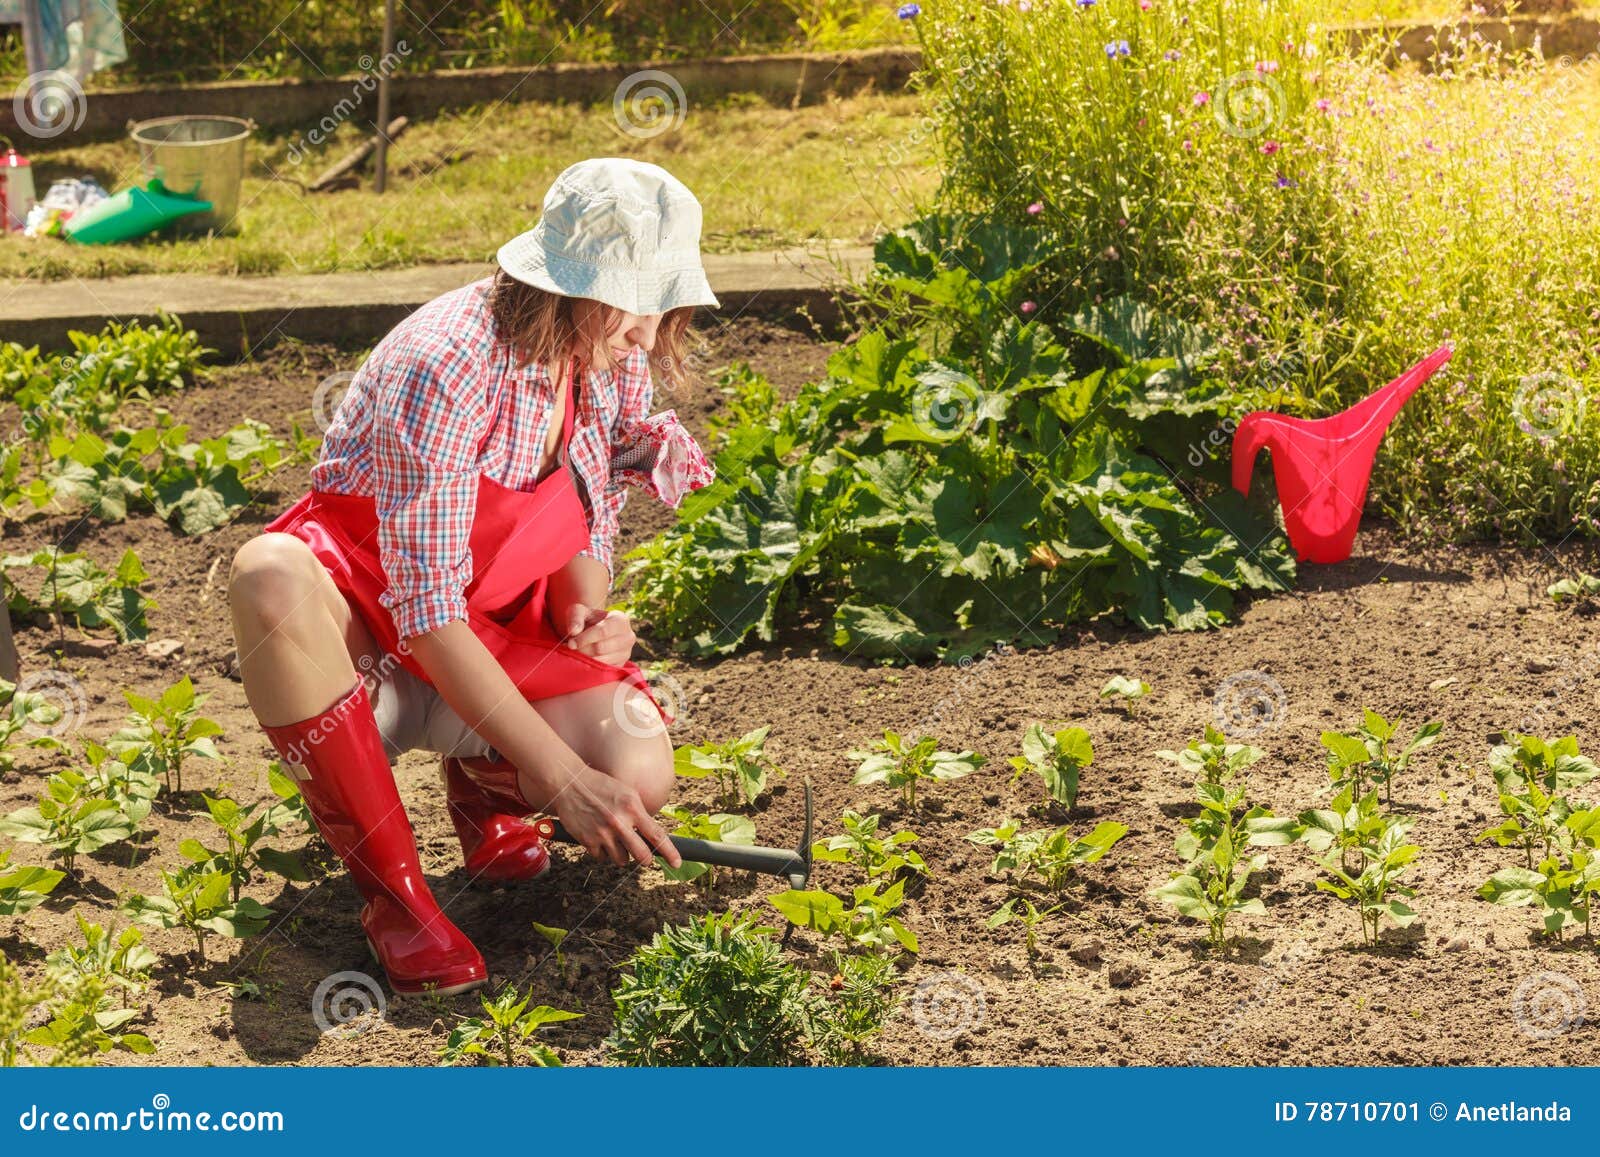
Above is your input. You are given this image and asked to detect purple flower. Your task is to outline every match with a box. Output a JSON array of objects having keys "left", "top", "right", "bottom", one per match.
[
  {"left": 1274, "top": 174, "right": 1297, "bottom": 188},
  {"left": 1105, "top": 39, "right": 1131, "bottom": 58},
  {"left": 897, "top": 2, "right": 920, "bottom": 18},
  {"left": 1077, "top": 0, "right": 1096, "bottom": 7},
  {"left": 1193, "top": 91, "right": 1211, "bottom": 107},
  {"left": 1163, "top": 49, "right": 1181, "bottom": 61}
]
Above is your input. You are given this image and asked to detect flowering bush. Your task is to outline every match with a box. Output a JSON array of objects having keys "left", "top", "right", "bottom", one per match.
[{"left": 907, "top": 0, "right": 1600, "bottom": 540}]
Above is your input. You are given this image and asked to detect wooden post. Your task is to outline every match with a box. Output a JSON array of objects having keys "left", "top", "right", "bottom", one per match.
[{"left": 374, "top": 0, "right": 396, "bottom": 194}]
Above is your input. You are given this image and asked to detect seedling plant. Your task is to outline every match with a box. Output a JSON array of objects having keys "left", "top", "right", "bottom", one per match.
[
  {"left": 850, "top": 729, "right": 982, "bottom": 809},
  {"left": 108, "top": 676, "right": 224, "bottom": 796},
  {"left": 441, "top": 985, "right": 580, "bottom": 1067},
  {"left": 657, "top": 806, "right": 755, "bottom": 889},
  {"left": 1322, "top": 709, "right": 1442, "bottom": 805},
  {"left": 673, "top": 726, "right": 784, "bottom": 807},
  {"left": 811, "top": 809, "right": 927, "bottom": 881},
  {"left": 121, "top": 866, "right": 273, "bottom": 962},
  {"left": 1010, "top": 724, "right": 1092, "bottom": 809},
  {"left": 0, "top": 769, "right": 136, "bottom": 876}
]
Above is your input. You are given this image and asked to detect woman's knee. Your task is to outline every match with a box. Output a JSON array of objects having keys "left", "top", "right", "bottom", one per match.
[
  {"left": 228, "top": 533, "right": 330, "bottom": 633},
  {"left": 600, "top": 731, "right": 675, "bottom": 813}
]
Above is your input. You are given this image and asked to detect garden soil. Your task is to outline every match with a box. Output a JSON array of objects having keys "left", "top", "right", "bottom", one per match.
[{"left": 5, "top": 319, "right": 1600, "bottom": 1068}]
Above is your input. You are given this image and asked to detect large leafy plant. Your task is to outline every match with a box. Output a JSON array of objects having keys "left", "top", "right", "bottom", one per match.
[{"left": 623, "top": 214, "right": 1293, "bottom": 661}]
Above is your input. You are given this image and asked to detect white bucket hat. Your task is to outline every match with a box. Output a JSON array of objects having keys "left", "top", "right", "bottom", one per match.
[{"left": 496, "top": 157, "right": 720, "bottom": 315}]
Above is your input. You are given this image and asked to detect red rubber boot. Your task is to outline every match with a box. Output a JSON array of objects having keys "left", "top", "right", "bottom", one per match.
[
  {"left": 262, "top": 682, "right": 486, "bottom": 995},
  {"left": 442, "top": 756, "right": 554, "bottom": 883}
]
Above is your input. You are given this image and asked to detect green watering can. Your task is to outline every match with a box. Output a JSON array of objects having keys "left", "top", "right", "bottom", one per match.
[{"left": 63, "top": 178, "right": 212, "bottom": 245}]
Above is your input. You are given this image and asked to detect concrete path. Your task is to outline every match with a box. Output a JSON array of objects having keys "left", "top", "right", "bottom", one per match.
[{"left": 0, "top": 245, "right": 875, "bottom": 356}]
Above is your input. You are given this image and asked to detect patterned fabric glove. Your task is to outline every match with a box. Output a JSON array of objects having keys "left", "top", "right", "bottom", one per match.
[{"left": 609, "top": 409, "right": 716, "bottom": 508}]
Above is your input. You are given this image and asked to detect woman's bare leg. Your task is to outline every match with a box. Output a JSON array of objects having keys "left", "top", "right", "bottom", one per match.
[
  {"left": 228, "top": 532, "right": 386, "bottom": 725},
  {"left": 519, "top": 683, "right": 675, "bottom": 813}
]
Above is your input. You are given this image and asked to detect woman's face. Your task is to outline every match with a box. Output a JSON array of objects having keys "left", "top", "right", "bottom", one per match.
[{"left": 606, "top": 310, "right": 662, "bottom": 355}]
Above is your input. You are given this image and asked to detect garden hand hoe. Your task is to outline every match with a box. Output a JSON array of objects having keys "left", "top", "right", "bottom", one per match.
[{"left": 548, "top": 779, "right": 813, "bottom": 889}]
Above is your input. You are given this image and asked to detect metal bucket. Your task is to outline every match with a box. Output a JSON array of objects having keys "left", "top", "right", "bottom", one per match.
[{"left": 128, "top": 115, "right": 253, "bottom": 234}]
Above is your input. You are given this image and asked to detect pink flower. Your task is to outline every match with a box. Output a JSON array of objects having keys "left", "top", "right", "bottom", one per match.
[
  {"left": 1193, "top": 91, "right": 1210, "bottom": 107},
  {"left": 1182, "top": 138, "right": 1193, "bottom": 150},
  {"left": 1026, "top": 200, "right": 1043, "bottom": 216},
  {"left": 1314, "top": 98, "right": 1331, "bottom": 112},
  {"left": 1260, "top": 139, "right": 1280, "bottom": 155},
  {"left": 1019, "top": 300, "right": 1037, "bottom": 315},
  {"left": 1254, "top": 60, "right": 1279, "bottom": 74},
  {"left": 1139, "top": 0, "right": 1151, "bottom": 8}
]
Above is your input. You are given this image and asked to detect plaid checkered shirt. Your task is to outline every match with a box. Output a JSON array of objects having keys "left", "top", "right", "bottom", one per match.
[{"left": 311, "top": 277, "right": 653, "bottom": 640}]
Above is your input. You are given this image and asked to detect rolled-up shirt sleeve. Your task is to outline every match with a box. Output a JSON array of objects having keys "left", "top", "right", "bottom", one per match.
[
  {"left": 370, "top": 329, "right": 490, "bottom": 640},
  {"left": 576, "top": 350, "right": 654, "bottom": 579}
]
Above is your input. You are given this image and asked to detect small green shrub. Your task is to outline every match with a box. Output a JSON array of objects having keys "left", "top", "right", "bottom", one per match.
[{"left": 606, "top": 913, "right": 819, "bottom": 1067}]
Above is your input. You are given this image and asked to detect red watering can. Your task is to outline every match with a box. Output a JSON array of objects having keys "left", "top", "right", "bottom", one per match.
[{"left": 1231, "top": 345, "right": 1453, "bottom": 564}]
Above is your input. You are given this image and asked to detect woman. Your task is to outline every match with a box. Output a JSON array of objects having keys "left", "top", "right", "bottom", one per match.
[{"left": 227, "top": 158, "right": 717, "bottom": 996}]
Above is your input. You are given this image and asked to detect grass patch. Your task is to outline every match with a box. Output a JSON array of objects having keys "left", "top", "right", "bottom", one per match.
[{"left": 3, "top": 92, "right": 935, "bottom": 281}]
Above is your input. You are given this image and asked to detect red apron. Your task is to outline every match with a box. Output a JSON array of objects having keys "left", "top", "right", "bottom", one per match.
[{"left": 264, "top": 372, "right": 664, "bottom": 720}]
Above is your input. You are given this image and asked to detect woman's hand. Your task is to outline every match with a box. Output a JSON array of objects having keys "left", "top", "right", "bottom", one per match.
[
  {"left": 560, "top": 603, "right": 636, "bottom": 666},
  {"left": 550, "top": 766, "right": 681, "bottom": 869}
]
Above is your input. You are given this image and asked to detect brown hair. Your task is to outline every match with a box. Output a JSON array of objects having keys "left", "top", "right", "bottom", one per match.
[{"left": 487, "top": 269, "right": 702, "bottom": 393}]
